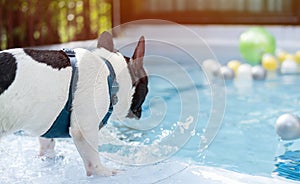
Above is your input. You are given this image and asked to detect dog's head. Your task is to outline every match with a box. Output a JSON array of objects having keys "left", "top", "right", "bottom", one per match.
[{"left": 96, "top": 31, "right": 148, "bottom": 120}]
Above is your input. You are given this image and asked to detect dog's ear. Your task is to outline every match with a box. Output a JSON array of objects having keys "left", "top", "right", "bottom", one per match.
[
  {"left": 97, "top": 31, "right": 114, "bottom": 52},
  {"left": 132, "top": 36, "right": 145, "bottom": 69}
]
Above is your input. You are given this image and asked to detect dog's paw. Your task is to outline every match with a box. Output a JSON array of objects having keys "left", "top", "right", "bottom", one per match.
[
  {"left": 87, "top": 166, "right": 119, "bottom": 177},
  {"left": 38, "top": 150, "right": 56, "bottom": 159},
  {"left": 39, "top": 154, "right": 64, "bottom": 162}
]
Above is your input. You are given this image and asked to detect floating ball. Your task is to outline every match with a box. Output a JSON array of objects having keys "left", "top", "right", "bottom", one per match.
[
  {"left": 285, "top": 54, "right": 296, "bottom": 62},
  {"left": 227, "top": 60, "right": 241, "bottom": 75},
  {"left": 252, "top": 65, "right": 266, "bottom": 80},
  {"left": 276, "top": 49, "right": 288, "bottom": 63},
  {"left": 236, "top": 64, "right": 252, "bottom": 80},
  {"left": 275, "top": 113, "right": 300, "bottom": 140},
  {"left": 262, "top": 54, "right": 278, "bottom": 71},
  {"left": 295, "top": 50, "right": 300, "bottom": 63},
  {"left": 281, "top": 59, "right": 298, "bottom": 74},
  {"left": 218, "top": 66, "right": 234, "bottom": 80},
  {"left": 202, "top": 59, "right": 220, "bottom": 77},
  {"left": 239, "top": 27, "right": 276, "bottom": 65}
]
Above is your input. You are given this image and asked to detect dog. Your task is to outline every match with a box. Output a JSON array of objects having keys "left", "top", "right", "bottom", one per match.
[{"left": 0, "top": 31, "right": 148, "bottom": 176}]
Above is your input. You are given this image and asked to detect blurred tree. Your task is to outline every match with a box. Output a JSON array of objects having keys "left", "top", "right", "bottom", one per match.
[{"left": 0, "top": 0, "right": 112, "bottom": 50}]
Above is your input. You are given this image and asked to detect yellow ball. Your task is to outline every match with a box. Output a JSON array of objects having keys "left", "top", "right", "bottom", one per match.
[
  {"left": 276, "top": 50, "right": 288, "bottom": 63},
  {"left": 227, "top": 60, "right": 241, "bottom": 75},
  {"left": 295, "top": 51, "right": 300, "bottom": 63},
  {"left": 285, "top": 54, "right": 296, "bottom": 62},
  {"left": 262, "top": 54, "right": 278, "bottom": 71}
]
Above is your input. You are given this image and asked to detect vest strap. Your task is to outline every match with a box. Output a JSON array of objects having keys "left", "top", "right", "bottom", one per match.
[
  {"left": 41, "top": 48, "right": 78, "bottom": 138},
  {"left": 41, "top": 49, "right": 119, "bottom": 138},
  {"left": 99, "top": 58, "right": 119, "bottom": 129}
]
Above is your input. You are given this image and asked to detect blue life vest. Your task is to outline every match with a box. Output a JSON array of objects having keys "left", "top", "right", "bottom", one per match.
[{"left": 41, "top": 49, "right": 118, "bottom": 138}]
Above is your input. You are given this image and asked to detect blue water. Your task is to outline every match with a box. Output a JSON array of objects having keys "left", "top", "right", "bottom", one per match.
[
  {"left": 99, "top": 46, "right": 300, "bottom": 181},
  {"left": 113, "top": 40, "right": 300, "bottom": 180},
  {"left": 274, "top": 150, "right": 300, "bottom": 181}
]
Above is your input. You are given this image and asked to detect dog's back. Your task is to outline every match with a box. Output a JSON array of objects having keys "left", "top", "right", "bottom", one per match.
[{"left": 0, "top": 49, "right": 72, "bottom": 136}]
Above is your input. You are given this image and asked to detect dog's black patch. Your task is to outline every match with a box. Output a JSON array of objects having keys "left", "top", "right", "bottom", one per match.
[
  {"left": 0, "top": 52, "right": 17, "bottom": 95},
  {"left": 124, "top": 56, "right": 148, "bottom": 119},
  {"left": 24, "top": 49, "right": 71, "bottom": 70},
  {"left": 128, "top": 76, "right": 148, "bottom": 119}
]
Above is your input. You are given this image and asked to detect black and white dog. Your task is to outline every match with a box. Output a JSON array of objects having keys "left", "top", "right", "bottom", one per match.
[{"left": 0, "top": 32, "right": 148, "bottom": 176}]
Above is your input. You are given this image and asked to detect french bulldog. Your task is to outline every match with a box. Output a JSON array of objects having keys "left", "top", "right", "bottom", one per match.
[{"left": 0, "top": 31, "right": 148, "bottom": 176}]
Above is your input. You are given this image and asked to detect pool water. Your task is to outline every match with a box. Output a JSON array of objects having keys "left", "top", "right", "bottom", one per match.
[
  {"left": 203, "top": 74, "right": 300, "bottom": 176},
  {"left": 1, "top": 35, "right": 300, "bottom": 183},
  {"left": 115, "top": 39, "right": 300, "bottom": 178},
  {"left": 99, "top": 53, "right": 300, "bottom": 179}
]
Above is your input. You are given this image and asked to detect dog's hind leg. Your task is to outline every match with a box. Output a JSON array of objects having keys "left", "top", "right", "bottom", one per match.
[
  {"left": 70, "top": 125, "right": 117, "bottom": 176},
  {"left": 70, "top": 48, "right": 118, "bottom": 176},
  {"left": 38, "top": 137, "right": 55, "bottom": 158}
]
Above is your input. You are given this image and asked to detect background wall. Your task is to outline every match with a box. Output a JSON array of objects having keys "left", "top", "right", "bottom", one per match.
[{"left": 1, "top": 0, "right": 299, "bottom": 50}]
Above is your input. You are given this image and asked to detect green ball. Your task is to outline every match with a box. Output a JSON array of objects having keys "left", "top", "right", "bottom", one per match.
[{"left": 239, "top": 27, "right": 276, "bottom": 65}]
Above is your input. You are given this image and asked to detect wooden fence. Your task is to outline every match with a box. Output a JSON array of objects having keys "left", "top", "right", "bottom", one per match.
[
  {"left": 0, "top": 0, "right": 112, "bottom": 50},
  {"left": 118, "top": 0, "right": 300, "bottom": 25}
]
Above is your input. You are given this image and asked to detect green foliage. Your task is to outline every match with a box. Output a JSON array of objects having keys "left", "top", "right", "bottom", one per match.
[{"left": 0, "top": 0, "right": 112, "bottom": 49}]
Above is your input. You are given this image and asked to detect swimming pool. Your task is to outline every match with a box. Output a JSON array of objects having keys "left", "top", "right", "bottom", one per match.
[
  {"left": 1, "top": 23, "right": 300, "bottom": 183},
  {"left": 1, "top": 57, "right": 297, "bottom": 184}
]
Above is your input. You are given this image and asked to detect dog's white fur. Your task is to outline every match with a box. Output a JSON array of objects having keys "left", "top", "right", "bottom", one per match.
[
  {"left": 69, "top": 48, "right": 133, "bottom": 176},
  {"left": 0, "top": 48, "right": 72, "bottom": 136},
  {"left": 0, "top": 46, "right": 134, "bottom": 176},
  {"left": 0, "top": 48, "right": 132, "bottom": 136}
]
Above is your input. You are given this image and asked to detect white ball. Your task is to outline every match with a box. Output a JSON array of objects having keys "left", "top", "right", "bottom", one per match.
[
  {"left": 281, "top": 59, "right": 298, "bottom": 74},
  {"left": 202, "top": 59, "right": 221, "bottom": 76},
  {"left": 237, "top": 64, "right": 252, "bottom": 80},
  {"left": 275, "top": 113, "right": 300, "bottom": 140},
  {"left": 218, "top": 66, "right": 234, "bottom": 80},
  {"left": 252, "top": 65, "right": 266, "bottom": 80}
]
